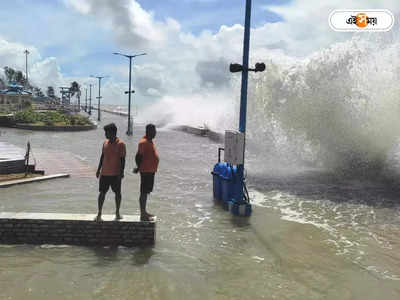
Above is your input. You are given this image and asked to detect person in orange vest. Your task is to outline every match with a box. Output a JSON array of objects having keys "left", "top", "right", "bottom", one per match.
[
  {"left": 133, "top": 124, "right": 159, "bottom": 221},
  {"left": 95, "top": 123, "right": 126, "bottom": 221}
]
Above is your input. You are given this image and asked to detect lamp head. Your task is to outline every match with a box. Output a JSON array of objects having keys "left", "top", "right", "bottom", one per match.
[
  {"left": 230, "top": 63, "right": 243, "bottom": 73},
  {"left": 255, "top": 62, "right": 266, "bottom": 72}
]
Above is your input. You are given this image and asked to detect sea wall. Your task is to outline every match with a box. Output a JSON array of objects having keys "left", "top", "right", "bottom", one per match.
[
  {"left": 0, "top": 213, "right": 155, "bottom": 247},
  {"left": 12, "top": 123, "right": 97, "bottom": 131}
]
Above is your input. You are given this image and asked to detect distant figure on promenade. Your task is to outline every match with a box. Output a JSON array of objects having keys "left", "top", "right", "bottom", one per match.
[
  {"left": 95, "top": 123, "right": 126, "bottom": 221},
  {"left": 133, "top": 124, "right": 159, "bottom": 221}
]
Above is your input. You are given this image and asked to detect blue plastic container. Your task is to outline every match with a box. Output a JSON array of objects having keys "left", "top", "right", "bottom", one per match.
[
  {"left": 221, "top": 165, "right": 240, "bottom": 204},
  {"left": 211, "top": 162, "right": 226, "bottom": 201}
]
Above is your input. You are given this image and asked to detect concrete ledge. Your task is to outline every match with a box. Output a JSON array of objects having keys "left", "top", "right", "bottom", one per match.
[
  {"left": 12, "top": 123, "right": 97, "bottom": 131},
  {"left": 0, "top": 173, "right": 70, "bottom": 188},
  {"left": 102, "top": 108, "right": 129, "bottom": 117},
  {"left": 0, "top": 213, "right": 156, "bottom": 247},
  {"left": 173, "top": 125, "right": 224, "bottom": 142}
]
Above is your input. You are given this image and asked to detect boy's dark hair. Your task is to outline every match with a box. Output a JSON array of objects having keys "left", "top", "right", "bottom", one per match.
[
  {"left": 146, "top": 123, "right": 156, "bottom": 135},
  {"left": 104, "top": 123, "right": 117, "bottom": 133}
]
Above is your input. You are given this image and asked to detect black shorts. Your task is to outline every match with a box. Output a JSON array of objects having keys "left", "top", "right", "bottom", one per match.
[
  {"left": 99, "top": 175, "right": 121, "bottom": 194},
  {"left": 140, "top": 172, "right": 155, "bottom": 194}
]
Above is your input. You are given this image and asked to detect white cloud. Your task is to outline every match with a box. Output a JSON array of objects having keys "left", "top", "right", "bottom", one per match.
[
  {"left": 0, "top": 38, "right": 41, "bottom": 73},
  {"left": 63, "top": 0, "right": 400, "bottom": 105},
  {"left": 262, "top": 0, "right": 400, "bottom": 56},
  {"left": 30, "top": 57, "right": 64, "bottom": 91},
  {"left": 58, "top": 0, "right": 400, "bottom": 129},
  {"left": 2, "top": 0, "right": 398, "bottom": 130},
  {"left": 0, "top": 37, "right": 82, "bottom": 96},
  {"left": 63, "top": 0, "right": 91, "bottom": 14}
]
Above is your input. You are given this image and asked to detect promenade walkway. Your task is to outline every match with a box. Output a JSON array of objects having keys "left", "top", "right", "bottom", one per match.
[{"left": 34, "top": 150, "right": 95, "bottom": 177}]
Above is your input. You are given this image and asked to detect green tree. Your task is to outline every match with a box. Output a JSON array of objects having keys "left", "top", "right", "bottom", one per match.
[
  {"left": 33, "top": 87, "right": 45, "bottom": 98},
  {"left": 4, "top": 66, "right": 16, "bottom": 83},
  {"left": 15, "top": 71, "right": 25, "bottom": 85},
  {"left": 47, "top": 86, "right": 55, "bottom": 98},
  {"left": 70, "top": 81, "right": 81, "bottom": 109}
]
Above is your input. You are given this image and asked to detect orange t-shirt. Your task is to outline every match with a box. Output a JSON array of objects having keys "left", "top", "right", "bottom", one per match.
[
  {"left": 137, "top": 136, "right": 159, "bottom": 173},
  {"left": 101, "top": 138, "right": 126, "bottom": 176}
]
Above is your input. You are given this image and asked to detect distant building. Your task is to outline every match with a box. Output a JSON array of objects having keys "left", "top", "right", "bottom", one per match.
[{"left": 0, "top": 83, "right": 32, "bottom": 111}]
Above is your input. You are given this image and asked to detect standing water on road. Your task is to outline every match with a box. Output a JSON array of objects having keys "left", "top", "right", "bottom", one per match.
[{"left": 1, "top": 36, "right": 400, "bottom": 299}]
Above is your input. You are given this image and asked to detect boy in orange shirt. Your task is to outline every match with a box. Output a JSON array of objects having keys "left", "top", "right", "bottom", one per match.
[
  {"left": 95, "top": 123, "right": 126, "bottom": 221},
  {"left": 133, "top": 124, "right": 159, "bottom": 221}
]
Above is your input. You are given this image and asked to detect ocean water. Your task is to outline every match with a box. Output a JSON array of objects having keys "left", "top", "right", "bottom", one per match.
[{"left": 1, "top": 112, "right": 399, "bottom": 299}]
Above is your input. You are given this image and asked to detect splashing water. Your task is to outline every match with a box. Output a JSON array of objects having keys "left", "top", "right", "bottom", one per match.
[
  {"left": 138, "top": 32, "right": 400, "bottom": 175},
  {"left": 247, "top": 34, "right": 400, "bottom": 174},
  {"left": 137, "top": 92, "right": 236, "bottom": 131}
]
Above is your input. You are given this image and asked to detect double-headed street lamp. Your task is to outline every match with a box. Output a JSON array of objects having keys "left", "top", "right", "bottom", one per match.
[
  {"left": 113, "top": 52, "right": 146, "bottom": 136},
  {"left": 88, "top": 83, "right": 93, "bottom": 115},
  {"left": 90, "top": 75, "right": 107, "bottom": 121},
  {"left": 24, "top": 49, "right": 29, "bottom": 89},
  {"left": 84, "top": 87, "right": 88, "bottom": 112},
  {"left": 226, "top": 0, "right": 265, "bottom": 212}
]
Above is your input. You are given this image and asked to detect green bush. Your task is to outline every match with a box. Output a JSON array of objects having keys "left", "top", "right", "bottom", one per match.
[
  {"left": 14, "top": 109, "right": 36, "bottom": 123},
  {"left": 69, "top": 114, "right": 90, "bottom": 126},
  {"left": 13, "top": 109, "right": 91, "bottom": 126}
]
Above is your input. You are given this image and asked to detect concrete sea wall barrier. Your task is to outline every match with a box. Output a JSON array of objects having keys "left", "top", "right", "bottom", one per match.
[
  {"left": 0, "top": 142, "right": 25, "bottom": 174},
  {"left": 0, "top": 213, "right": 156, "bottom": 247},
  {"left": 173, "top": 125, "right": 224, "bottom": 142},
  {"left": 12, "top": 123, "right": 97, "bottom": 131}
]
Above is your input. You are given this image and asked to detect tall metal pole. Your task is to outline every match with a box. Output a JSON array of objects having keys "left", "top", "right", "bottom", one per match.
[
  {"left": 91, "top": 75, "right": 106, "bottom": 121},
  {"left": 237, "top": 0, "right": 252, "bottom": 201},
  {"left": 24, "top": 50, "right": 29, "bottom": 88},
  {"left": 113, "top": 52, "right": 146, "bottom": 136},
  {"left": 85, "top": 88, "right": 88, "bottom": 112},
  {"left": 127, "top": 57, "right": 133, "bottom": 135},
  {"left": 89, "top": 84, "right": 92, "bottom": 115},
  {"left": 97, "top": 77, "right": 102, "bottom": 121}
]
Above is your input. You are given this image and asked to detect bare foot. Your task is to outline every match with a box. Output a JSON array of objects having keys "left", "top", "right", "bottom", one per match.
[
  {"left": 140, "top": 213, "right": 155, "bottom": 221},
  {"left": 94, "top": 215, "right": 103, "bottom": 222},
  {"left": 140, "top": 215, "right": 151, "bottom": 221}
]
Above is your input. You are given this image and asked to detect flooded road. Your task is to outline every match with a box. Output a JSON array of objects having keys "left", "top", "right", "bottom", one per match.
[{"left": 1, "top": 112, "right": 399, "bottom": 299}]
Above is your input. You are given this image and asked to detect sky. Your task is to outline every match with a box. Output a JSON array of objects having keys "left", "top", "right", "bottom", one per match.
[{"left": 0, "top": 0, "right": 398, "bottom": 109}]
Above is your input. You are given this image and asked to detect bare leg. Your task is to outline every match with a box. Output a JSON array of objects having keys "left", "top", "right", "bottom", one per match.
[
  {"left": 95, "top": 192, "right": 106, "bottom": 221},
  {"left": 139, "top": 193, "right": 147, "bottom": 219},
  {"left": 139, "top": 193, "right": 154, "bottom": 220},
  {"left": 115, "top": 192, "right": 122, "bottom": 220}
]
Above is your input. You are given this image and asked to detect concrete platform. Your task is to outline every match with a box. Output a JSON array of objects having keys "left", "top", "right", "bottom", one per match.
[
  {"left": 0, "top": 142, "right": 25, "bottom": 161},
  {"left": 0, "top": 212, "right": 156, "bottom": 247},
  {"left": 0, "top": 142, "right": 25, "bottom": 174}
]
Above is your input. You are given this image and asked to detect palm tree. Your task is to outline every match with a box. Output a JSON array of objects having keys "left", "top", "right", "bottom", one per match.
[{"left": 70, "top": 81, "right": 81, "bottom": 111}]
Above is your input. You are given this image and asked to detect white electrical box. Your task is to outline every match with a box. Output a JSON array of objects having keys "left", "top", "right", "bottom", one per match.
[{"left": 224, "top": 130, "right": 245, "bottom": 165}]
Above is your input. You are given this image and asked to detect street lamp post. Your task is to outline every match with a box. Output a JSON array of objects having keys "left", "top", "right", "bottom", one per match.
[
  {"left": 91, "top": 75, "right": 107, "bottom": 121},
  {"left": 113, "top": 52, "right": 146, "bottom": 136},
  {"left": 227, "top": 0, "right": 265, "bottom": 208},
  {"left": 24, "top": 50, "right": 29, "bottom": 89},
  {"left": 89, "top": 83, "right": 92, "bottom": 115},
  {"left": 59, "top": 87, "right": 71, "bottom": 105},
  {"left": 85, "top": 87, "right": 88, "bottom": 112}
]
